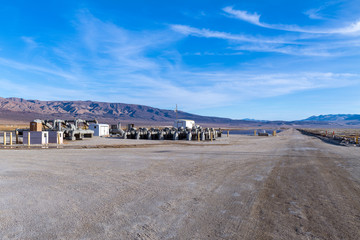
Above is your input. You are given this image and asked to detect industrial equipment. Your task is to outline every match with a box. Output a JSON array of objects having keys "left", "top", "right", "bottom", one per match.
[
  {"left": 19, "top": 119, "right": 98, "bottom": 140},
  {"left": 109, "top": 120, "right": 222, "bottom": 141}
]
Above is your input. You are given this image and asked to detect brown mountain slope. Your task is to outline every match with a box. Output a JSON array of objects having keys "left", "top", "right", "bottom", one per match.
[
  {"left": 1, "top": 97, "right": 351, "bottom": 127},
  {"left": 0, "top": 97, "right": 248, "bottom": 126}
]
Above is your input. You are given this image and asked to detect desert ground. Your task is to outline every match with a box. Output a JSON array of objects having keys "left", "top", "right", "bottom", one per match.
[{"left": 0, "top": 129, "right": 360, "bottom": 239}]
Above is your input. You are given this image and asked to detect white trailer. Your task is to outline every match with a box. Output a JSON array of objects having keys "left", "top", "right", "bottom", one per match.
[
  {"left": 174, "top": 119, "right": 195, "bottom": 129},
  {"left": 89, "top": 124, "right": 110, "bottom": 137}
]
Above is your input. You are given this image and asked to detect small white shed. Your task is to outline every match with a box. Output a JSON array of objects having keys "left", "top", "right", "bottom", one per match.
[
  {"left": 174, "top": 119, "right": 195, "bottom": 129},
  {"left": 23, "top": 131, "right": 49, "bottom": 145},
  {"left": 89, "top": 124, "right": 109, "bottom": 137}
]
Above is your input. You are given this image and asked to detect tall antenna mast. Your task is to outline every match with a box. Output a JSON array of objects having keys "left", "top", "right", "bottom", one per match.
[{"left": 175, "top": 104, "right": 178, "bottom": 120}]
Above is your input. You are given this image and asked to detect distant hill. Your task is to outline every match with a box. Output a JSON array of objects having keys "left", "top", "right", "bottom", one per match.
[
  {"left": 303, "top": 114, "right": 360, "bottom": 125},
  {"left": 1, "top": 97, "right": 359, "bottom": 127},
  {"left": 0, "top": 97, "right": 256, "bottom": 126}
]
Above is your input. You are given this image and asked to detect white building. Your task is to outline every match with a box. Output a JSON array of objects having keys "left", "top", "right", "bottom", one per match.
[
  {"left": 174, "top": 119, "right": 195, "bottom": 129},
  {"left": 89, "top": 124, "right": 110, "bottom": 137},
  {"left": 23, "top": 131, "right": 49, "bottom": 145}
]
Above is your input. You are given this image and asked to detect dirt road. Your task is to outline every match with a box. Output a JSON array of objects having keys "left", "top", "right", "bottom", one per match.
[{"left": 0, "top": 129, "right": 359, "bottom": 239}]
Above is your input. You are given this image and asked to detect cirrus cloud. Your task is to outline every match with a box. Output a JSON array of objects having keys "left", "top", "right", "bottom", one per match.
[{"left": 223, "top": 6, "right": 360, "bottom": 35}]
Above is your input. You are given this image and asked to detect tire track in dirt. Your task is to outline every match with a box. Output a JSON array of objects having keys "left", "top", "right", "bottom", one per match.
[{"left": 247, "top": 129, "right": 360, "bottom": 240}]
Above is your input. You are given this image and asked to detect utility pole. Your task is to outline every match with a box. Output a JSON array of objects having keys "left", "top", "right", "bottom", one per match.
[{"left": 175, "top": 104, "right": 178, "bottom": 120}]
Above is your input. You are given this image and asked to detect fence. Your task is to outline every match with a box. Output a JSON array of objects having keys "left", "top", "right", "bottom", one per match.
[
  {"left": 0, "top": 131, "right": 18, "bottom": 146},
  {"left": 1, "top": 131, "right": 63, "bottom": 146}
]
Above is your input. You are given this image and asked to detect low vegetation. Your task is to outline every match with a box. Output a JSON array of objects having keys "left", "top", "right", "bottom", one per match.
[{"left": 0, "top": 124, "right": 28, "bottom": 131}]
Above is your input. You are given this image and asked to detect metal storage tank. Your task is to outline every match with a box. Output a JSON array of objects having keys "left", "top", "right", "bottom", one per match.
[{"left": 89, "top": 124, "right": 110, "bottom": 137}]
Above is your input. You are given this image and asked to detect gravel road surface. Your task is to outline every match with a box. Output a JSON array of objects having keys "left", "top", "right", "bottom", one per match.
[{"left": 0, "top": 129, "right": 359, "bottom": 239}]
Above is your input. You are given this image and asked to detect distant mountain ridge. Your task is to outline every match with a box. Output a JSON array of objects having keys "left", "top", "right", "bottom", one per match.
[
  {"left": 1, "top": 97, "right": 360, "bottom": 127},
  {"left": 0, "top": 97, "right": 248, "bottom": 125},
  {"left": 303, "top": 114, "right": 360, "bottom": 122}
]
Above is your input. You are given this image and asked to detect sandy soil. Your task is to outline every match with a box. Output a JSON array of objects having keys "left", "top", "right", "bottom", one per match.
[{"left": 0, "top": 129, "right": 359, "bottom": 239}]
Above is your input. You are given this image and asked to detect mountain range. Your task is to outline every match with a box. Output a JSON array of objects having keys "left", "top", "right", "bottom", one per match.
[
  {"left": 0, "top": 97, "right": 249, "bottom": 126},
  {"left": 303, "top": 114, "right": 360, "bottom": 123},
  {"left": 0, "top": 97, "right": 359, "bottom": 127}
]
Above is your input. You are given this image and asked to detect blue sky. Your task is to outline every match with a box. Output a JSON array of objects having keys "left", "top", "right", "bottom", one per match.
[{"left": 0, "top": 0, "right": 360, "bottom": 120}]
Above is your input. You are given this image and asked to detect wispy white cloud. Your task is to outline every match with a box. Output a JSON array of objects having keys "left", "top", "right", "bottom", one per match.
[
  {"left": 72, "top": 11, "right": 182, "bottom": 75},
  {"left": 0, "top": 78, "right": 91, "bottom": 101},
  {"left": 181, "top": 71, "right": 360, "bottom": 99},
  {"left": 223, "top": 6, "right": 360, "bottom": 35},
  {"left": 0, "top": 57, "right": 76, "bottom": 80},
  {"left": 232, "top": 44, "right": 333, "bottom": 57},
  {"left": 181, "top": 10, "right": 207, "bottom": 19},
  {"left": 171, "top": 5, "right": 360, "bottom": 57},
  {"left": 231, "top": 42, "right": 357, "bottom": 57},
  {"left": 55, "top": 12, "right": 360, "bottom": 107},
  {"left": 171, "top": 24, "right": 360, "bottom": 57},
  {"left": 99, "top": 70, "right": 360, "bottom": 110},
  {"left": 21, "top": 36, "right": 38, "bottom": 49},
  {"left": 223, "top": 8, "right": 262, "bottom": 26},
  {"left": 171, "top": 24, "right": 250, "bottom": 41},
  {"left": 303, "top": 1, "right": 343, "bottom": 20},
  {"left": 170, "top": 24, "right": 294, "bottom": 44},
  {"left": 2, "top": 9, "right": 360, "bottom": 113},
  {"left": 304, "top": 8, "right": 325, "bottom": 20}
]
